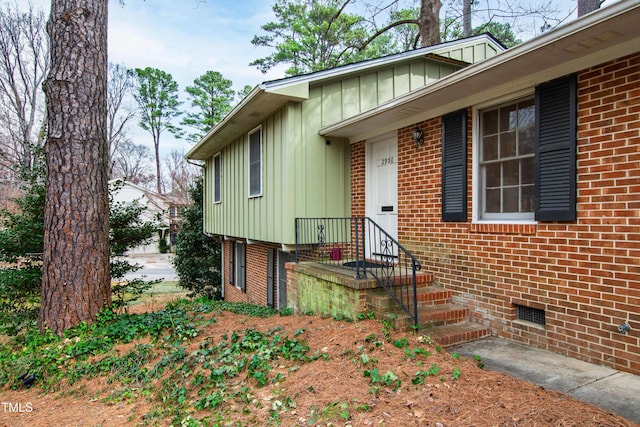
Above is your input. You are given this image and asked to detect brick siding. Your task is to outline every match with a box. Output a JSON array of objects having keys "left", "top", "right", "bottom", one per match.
[
  {"left": 350, "top": 52, "right": 640, "bottom": 374},
  {"left": 223, "top": 240, "right": 278, "bottom": 306}
]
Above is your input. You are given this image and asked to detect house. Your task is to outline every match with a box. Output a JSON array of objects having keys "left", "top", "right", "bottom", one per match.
[
  {"left": 187, "top": 0, "right": 640, "bottom": 375},
  {"left": 186, "top": 33, "right": 504, "bottom": 304},
  {"left": 109, "top": 179, "right": 189, "bottom": 253}
]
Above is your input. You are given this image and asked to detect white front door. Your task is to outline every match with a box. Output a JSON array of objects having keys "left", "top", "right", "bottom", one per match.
[{"left": 366, "top": 133, "right": 398, "bottom": 258}]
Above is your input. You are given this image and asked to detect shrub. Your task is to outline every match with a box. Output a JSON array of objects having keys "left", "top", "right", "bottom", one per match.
[{"left": 173, "top": 177, "right": 221, "bottom": 299}]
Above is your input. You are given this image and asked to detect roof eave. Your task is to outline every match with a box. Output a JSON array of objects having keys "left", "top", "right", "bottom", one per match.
[{"left": 186, "top": 82, "right": 309, "bottom": 160}]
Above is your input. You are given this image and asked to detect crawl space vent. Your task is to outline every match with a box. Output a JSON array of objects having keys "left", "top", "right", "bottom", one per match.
[{"left": 515, "top": 305, "right": 546, "bottom": 326}]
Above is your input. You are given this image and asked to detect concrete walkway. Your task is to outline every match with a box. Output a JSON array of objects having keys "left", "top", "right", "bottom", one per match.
[{"left": 451, "top": 337, "right": 640, "bottom": 425}]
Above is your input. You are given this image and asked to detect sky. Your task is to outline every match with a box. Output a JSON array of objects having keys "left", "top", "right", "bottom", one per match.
[{"left": 22, "top": 0, "right": 591, "bottom": 159}]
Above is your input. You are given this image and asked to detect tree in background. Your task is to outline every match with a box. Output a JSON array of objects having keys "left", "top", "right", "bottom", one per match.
[
  {"left": 111, "top": 139, "right": 155, "bottom": 187},
  {"left": 236, "top": 84, "right": 253, "bottom": 103},
  {"left": 442, "top": 18, "right": 521, "bottom": 48},
  {"left": 251, "top": 0, "right": 567, "bottom": 76},
  {"left": 0, "top": 3, "right": 48, "bottom": 178},
  {"left": 173, "top": 177, "right": 221, "bottom": 300},
  {"left": 107, "top": 63, "right": 136, "bottom": 177},
  {"left": 181, "top": 71, "right": 235, "bottom": 143},
  {"left": 40, "top": 0, "right": 111, "bottom": 335},
  {"left": 251, "top": 0, "right": 383, "bottom": 76},
  {"left": 131, "top": 67, "right": 182, "bottom": 194},
  {"left": 164, "top": 149, "right": 200, "bottom": 200}
]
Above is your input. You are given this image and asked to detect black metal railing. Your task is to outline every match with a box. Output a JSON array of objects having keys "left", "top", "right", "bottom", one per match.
[{"left": 295, "top": 217, "right": 422, "bottom": 325}]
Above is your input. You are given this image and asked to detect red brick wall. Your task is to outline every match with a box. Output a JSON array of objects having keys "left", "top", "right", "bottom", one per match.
[
  {"left": 351, "top": 141, "right": 366, "bottom": 217},
  {"left": 223, "top": 240, "right": 278, "bottom": 306},
  {"left": 350, "top": 52, "right": 640, "bottom": 374}
]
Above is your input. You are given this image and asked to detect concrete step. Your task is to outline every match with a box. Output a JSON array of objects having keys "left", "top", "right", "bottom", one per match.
[{"left": 422, "top": 321, "right": 492, "bottom": 347}]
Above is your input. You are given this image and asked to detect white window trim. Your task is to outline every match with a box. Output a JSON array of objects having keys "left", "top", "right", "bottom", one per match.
[
  {"left": 248, "top": 125, "right": 263, "bottom": 198},
  {"left": 472, "top": 91, "right": 538, "bottom": 225},
  {"left": 213, "top": 152, "right": 222, "bottom": 204}
]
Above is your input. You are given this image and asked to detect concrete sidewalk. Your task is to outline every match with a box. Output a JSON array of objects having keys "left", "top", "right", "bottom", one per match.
[{"left": 451, "top": 337, "right": 640, "bottom": 425}]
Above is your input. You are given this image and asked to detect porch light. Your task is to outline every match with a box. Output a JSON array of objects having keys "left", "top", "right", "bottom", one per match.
[{"left": 412, "top": 126, "right": 424, "bottom": 149}]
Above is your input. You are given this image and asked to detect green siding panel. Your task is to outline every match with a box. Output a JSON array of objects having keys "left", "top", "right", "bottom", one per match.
[
  {"left": 342, "top": 77, "right": 361, "bottom": 118},
  {"left": 393, "top": 64, "right": 411, "bottom": 96},
  {"left": 360, "top": 73, "right": 378, "bottom": 111},
  {"left": 377, "top": 69, "right": 394, "bottom": 104}
]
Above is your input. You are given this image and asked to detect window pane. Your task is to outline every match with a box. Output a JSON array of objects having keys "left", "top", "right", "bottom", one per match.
[
  {"left": 214, "top": 155, "right": 221, "bottom": 202},
  {"left": 500, "top": 131, "right": 516, "bottom": 158},
  {"left": 486, "top": 188, "right": 501, "bottom": 213},
  {"left": 518, "top": 127, "right": 535, "bottom": 155},
  {"left": 500, "top": 104, "right": 518, "bottom": 132},
  {"left": 250, "top": 132, "right": 260, "bottom": 162},
  {"left": 483, "top": 135, "right": 498, "bottom": 161},
  {"left": 503, "top": 187, "right": 519, "bottom": 212},
  {"left": 521, "top": 157, "right": 535, "bottom": 185},
  {"left": 521, "top": 185, "right": 535, "bottom": 212},
  {"left": 249, "top": 130, "right": 261, "bottom": 196},
  {"left": 483, "top": 109, "right": 498, "bottom": 135},
  {"left": 485, "top": 163, "right": 501, "bottom": 187},
  {"left": 250, "top": 163, "right": 260, "bottom": 195},
  {"left": 503, "top": 160, "right": 519, "bottom": 186},
  {"left": 518, "top": 99, "right": 535, "bottom": 128}
]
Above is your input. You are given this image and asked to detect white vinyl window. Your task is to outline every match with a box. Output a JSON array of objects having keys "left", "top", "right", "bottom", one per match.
[
  {"left": 248, "top": 127, "right": 262, "bottom": 197},
  {"left": 478, "top": 97, "right": 535, "bottom": 221}
]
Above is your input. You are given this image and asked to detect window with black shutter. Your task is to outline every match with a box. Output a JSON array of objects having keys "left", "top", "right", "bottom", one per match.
[
  {"left": 535, "top": 75, "right": 577, "bottom": 222},
  {"left": 442, "top": 110, "right": 468, "bottom": 221}
]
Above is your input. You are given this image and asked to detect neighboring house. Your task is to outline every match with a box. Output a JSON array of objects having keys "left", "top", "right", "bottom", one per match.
[
  {"left": 109, "top": 179, "right": 188, "bottom": 253},
  {"left": 188, "top": 1, "right": 640, "bottom": 375}
]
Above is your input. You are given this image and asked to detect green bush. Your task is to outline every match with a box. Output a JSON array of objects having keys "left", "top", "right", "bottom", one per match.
[{"left": 173, "top": 177, "right": 222, "bottom": 299}]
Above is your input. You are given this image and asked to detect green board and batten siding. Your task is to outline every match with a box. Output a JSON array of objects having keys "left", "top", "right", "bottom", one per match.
[{"left": 202, "top": 37, "right": 502, "bottom": 245}]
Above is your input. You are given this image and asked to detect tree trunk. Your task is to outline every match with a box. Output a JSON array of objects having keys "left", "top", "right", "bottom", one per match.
[
  {"left": 40, "top": 0, "right": 111, "bottom": 335},
  {"left": 418, "top": 0, "right": 442, "bottom": 47},
  {"left": 154, "top": 138, "right": 162, "bottom": 194},
  {"left": 578, "top": 0, "right": 600, "bottom": 17},
  {"left": 462, "top": 0, "right": 472, "bottom": 37}
]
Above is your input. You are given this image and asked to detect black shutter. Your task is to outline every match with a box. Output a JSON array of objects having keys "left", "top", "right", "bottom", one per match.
[
  {"left": 442, "top": 110, "right": 468, "bottom": 221},
  {"left": 535, "top": 75, "right": 577, "bottom": 222}
]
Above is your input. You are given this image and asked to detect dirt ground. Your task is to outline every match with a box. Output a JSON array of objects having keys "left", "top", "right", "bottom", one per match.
[{"left": 2, "top": 297, "right": 638, "bottom": 427}]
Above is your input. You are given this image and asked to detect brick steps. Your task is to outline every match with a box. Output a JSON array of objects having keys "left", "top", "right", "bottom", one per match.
[
  {"left": 418, "top": 303, "right": 469, "bottom": 326},
  {"left": 423, "top": 321, "right": 491, "bottom": 347},
  {"left": 366, "top": 282, "right": 490, "bottom": 347}
]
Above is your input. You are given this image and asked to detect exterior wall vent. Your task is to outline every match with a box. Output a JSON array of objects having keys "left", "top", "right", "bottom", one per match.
[{"left": 515, "top": 304, "right": 546, "bottom": 326}]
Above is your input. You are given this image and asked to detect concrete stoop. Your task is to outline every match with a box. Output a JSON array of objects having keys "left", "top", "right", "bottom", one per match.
[{"left": 367, "top": 284, "right": 491, "bottom": 347}]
